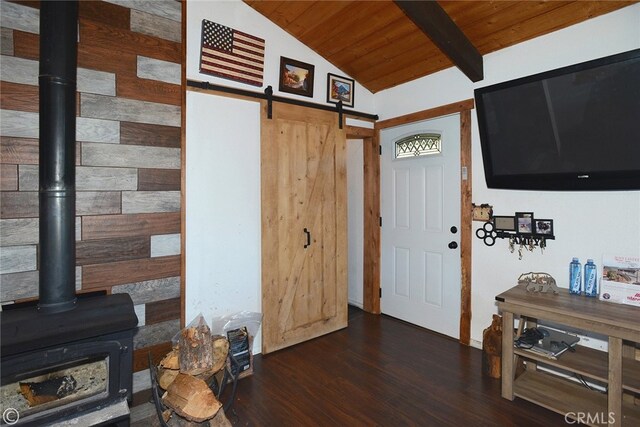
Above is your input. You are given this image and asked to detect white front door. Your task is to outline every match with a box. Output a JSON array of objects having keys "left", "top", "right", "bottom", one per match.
[{"left": 380, "top": 114, "right": 461, "bottom": 338}]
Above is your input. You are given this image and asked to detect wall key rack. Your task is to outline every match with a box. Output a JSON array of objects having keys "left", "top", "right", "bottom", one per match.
[{"left": 476, "top": 212, "right": 555, "bottom": 259}]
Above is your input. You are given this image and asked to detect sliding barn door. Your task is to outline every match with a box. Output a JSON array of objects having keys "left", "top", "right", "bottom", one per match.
[{"left": 261, "top": 103, "right": 347, "bottom": 354}]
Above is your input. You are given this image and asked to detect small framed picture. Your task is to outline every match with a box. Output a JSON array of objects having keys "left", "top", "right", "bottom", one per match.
[
  {"left": 515, "top": 212, "right": 534, "bottom": 234},
  {"left": 535, "top": 219, "right": 554, "bottom": 236},
  {"left": 279, "top": 57, "right": 314, "bottom": 98},
  {"left": 494, "top": 216, "right": 516, "bottom": 232},
  {"left": 327, "top": 73, "right": 354, "bottom": 107}
]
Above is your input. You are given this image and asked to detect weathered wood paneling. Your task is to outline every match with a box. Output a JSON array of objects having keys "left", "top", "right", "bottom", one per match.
[
  {"left": 0, "top": 55, "right": 37, "bottom": 86},
  {"left": 0, "top": 1, "right": 39, "bottom": 34},
  {"left": 132, "top": 341, "right": 172, "bottom": 372},
  {"left": 150, "top": 233, "right": 180, "bottom": 257},
  {"left": 1, "top": 28, "right": 14, "bottom": 55},
  {"left": 0, "top": 244, "right": 36, "bottom": 274},
  {"left": 0, "top": 217, "right": 37, "bottom": 244},
  {"left": 79, "top": 0, "right": 130, "bottom": 29},
  {"left": 81, "top": 93, "right": 180, "bottom": 126},
  {"left": 76, "top": 236, "right": 150, "bottom": 266},
  {"left": 1, "top": 81, "right": 39, "bottom": 112},
  {"left": 1, "top": 137, "right": 81, "bottom": 165},
  {"left": 0, "top": 270, "right": 38, "bottom": 301},
  {"left": 105, "top": 0, "right": 181, "bottom": 22},
  {"left": 0, "top": 136, "right": 38, "bottom": 164},
  {"left": 0, "top": 55, "right": 117, "bottom": 96},
  {"left": 116, "top": 74, "right": 180, "bottom": 106},
  {"left": 138, "top": 168, "right": 180, "bottom": 191},
  {"left": 134, "top": 304, "right": 146, "bottom": 326},
  {"left": 76, "top": 191, "right": 122, "bottom": 216},
  {"left": 120, "top": 122, "right": 180, "bottom": 148},
  {"left": 136, "top": 56, "right": 180, "bottom": 85},
  {"left": 19, "top": 165, "right": 138, "bottom": 191},
  {"left": 79, "top": 19, "right": 181, "bottom": 64},
  {"left": 0, "top": 267, "right": 82, "bottom": 302},
  {"left": 0, "top": 191, "right": 37, "bottom": 218},
  {"left": 82, "top": 255, "right": 180, "bottom": 289},
  {"left": 1, "top": 191, "right": 120, "bottom": 218},
  {"left": 130, "top": 9, "right": 181, "bottom": 42},
  {"left": 77, "top": 116, "right": 121, "bottom": 143},
  {"left": 11, "top": 29, "right": 38, "bottom": 60},
  {"left": 82, "top": 212, "right": 180, "bottom": 240},
  {"left": 1, "top": 0, "right": 183, "bottom": 355},
  {"left": 145, "top": 297, "right": 181, "bottom": 325},
  {"left": 1, "top": 164, "right": 17, "bottom": 190},
  {"left": 0, "top": 109, "right": 37, "bottom": 138},
  {"left": 111, "top": 276, "right": 180, "bottom": 305},
  {"left": 122, "top": 191, "right": 180, "bottom": 214},
  {"left": 0, "top": 110, "right": 119, "bottom": 143},
  {"left": 82, "top": 142, "right": 180, "bottom": 169},
  {"left": 79, "top": 42, "right": 137, "bottom": 75},
  {"left": 133, "top": 318, "right": 180, "bottom": 350}
]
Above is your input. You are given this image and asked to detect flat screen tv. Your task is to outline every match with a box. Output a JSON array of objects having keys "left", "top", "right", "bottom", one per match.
[{"left": 475, "top": 48, "right": 640, "bottom": 191}]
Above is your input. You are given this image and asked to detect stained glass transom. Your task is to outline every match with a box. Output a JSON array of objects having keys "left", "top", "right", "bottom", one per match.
[{"left": 395, "top": 133, "right": 442, "bottom": 158}]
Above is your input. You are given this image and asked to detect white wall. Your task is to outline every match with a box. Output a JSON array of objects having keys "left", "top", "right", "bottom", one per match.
[
  {"left": 374, "top": 4, "right": 640, "bottom": 346},
  {"left": 185, "top": 92, "right": 262, "bottom": 352},
  {"left": 347, "top": 139, "right": 364, "bottom": 307}
]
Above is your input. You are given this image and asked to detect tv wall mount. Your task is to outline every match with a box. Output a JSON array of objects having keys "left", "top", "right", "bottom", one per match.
[{"left": 475, "top": 212, "right": 554, "bottom": 259}]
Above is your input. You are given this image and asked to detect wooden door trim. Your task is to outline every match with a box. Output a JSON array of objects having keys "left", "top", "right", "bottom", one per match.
[{"left": 372, "top": 99, "right": 474, "bottom": 345}]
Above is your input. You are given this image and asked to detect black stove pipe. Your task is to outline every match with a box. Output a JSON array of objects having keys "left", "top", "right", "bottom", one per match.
[{"left": 38, "top": 1, "right": 78, "bottom": 314}]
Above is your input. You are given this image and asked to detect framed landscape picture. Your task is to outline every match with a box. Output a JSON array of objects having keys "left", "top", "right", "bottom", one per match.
[
  {"left": 327, "top": 73, "right": 354, "bottom": 107},
  {"left": 279, "top": 57, "right": 314, "bottom": 97}
]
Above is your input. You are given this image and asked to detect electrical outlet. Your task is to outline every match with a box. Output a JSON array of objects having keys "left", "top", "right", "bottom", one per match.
[{"left": 472, "top": 203, "right": 493, "bottom": 221}]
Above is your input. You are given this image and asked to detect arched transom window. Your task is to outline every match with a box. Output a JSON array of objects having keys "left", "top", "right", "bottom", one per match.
[{"left": 395, "top": 133, "right": 442, "bottom": 159}]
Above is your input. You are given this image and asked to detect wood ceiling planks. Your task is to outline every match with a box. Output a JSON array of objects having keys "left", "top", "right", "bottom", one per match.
[{"left": 245, "top": 0, "right": 637, "bottom": 92}]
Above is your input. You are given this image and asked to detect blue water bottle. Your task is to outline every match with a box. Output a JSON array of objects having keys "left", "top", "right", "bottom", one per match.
[
  {"left": 584, "top": 259, "right": 598, "bottom": 297},
  {"left": 569, "top": 258, "right": 581, "bottom": 295}
]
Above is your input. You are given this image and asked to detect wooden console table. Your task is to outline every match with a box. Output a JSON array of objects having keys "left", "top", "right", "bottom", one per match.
[{"left": 496, "top": 285, "right": 640, "bottom": 426}]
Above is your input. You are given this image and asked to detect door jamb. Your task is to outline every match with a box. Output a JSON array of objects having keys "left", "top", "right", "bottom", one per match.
[{"left": 370, "top": 100, "right": 474, "bottom": 345}]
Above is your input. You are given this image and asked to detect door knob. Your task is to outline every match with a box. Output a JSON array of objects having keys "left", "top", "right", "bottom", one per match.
[{"left": 448, "top": 241, "right": 458, "bottom": 249}]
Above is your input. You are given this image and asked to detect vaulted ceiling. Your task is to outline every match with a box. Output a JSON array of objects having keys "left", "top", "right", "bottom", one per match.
[{"left": 245, "top": 1, "right": 636, "bottom": 93}]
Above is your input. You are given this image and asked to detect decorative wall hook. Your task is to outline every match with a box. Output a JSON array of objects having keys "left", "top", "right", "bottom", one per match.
[{"left": 475, "top": 212, "right": 555, "bottom": 258}]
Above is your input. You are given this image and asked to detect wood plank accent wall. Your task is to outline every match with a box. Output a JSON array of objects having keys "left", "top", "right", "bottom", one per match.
[{"left": 0, "top": 0, "right": 182, "bottom": 367}]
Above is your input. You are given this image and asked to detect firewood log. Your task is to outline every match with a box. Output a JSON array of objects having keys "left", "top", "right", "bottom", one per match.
[
  {"left": 158, "top": 367, "right": 180, "bottom": 390},
  {"left": 19, "top": 375, "right": 77, "bottom": 407},
  {"left": 160, "top": 348, "right": 180, "bottom": 370},
  {"left": 162, "top": 373, "right": 221, "bottom": 422},
  {"left": 179, "top": 324, "right": 214, "bottom": 376}
]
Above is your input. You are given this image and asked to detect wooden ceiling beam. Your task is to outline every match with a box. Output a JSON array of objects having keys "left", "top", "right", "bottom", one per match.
[{"left": 394, "top": 0, "right": 484, "bottom": 82}]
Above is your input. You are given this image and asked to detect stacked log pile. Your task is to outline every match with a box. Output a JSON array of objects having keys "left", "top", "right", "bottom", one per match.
[{"left": 157, "top": 320, "right": 231, "bottom": 426}]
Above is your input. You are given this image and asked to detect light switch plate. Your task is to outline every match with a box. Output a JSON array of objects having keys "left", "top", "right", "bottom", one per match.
[{"left": 472, "top": 203, "right": 493, "bottom": 221}]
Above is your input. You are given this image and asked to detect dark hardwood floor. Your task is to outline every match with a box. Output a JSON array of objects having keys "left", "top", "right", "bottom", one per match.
[{"left": 222, "top": 306, "right": 565, "bottom": 426}]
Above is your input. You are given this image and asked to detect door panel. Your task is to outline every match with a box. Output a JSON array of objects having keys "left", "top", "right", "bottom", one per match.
[
  {"left": 261, "top": 103, "right": 347, "bottom": 354},
  {"left": 381, "top": 114, "right": 461, "bottom": 338}
]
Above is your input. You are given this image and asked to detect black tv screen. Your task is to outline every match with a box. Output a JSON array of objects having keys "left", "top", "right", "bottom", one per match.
[{"left": 475, "top": 48, "right": 640, "bottom": 190}]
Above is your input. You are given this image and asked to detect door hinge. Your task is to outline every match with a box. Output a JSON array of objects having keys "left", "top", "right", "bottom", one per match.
[
  {"left": 379, "top": 145, "right": 382, "bottom": 155},
  {"left": 379, "top": 288, "right": 382, "bottom": 298},
  {"left": 379, "top": 216, "right": 382, "bottom": 227}
]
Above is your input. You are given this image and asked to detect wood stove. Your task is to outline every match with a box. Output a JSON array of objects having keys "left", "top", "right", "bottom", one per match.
[{"left": 0, "top": 2, "right": 137, "bottom": 425}]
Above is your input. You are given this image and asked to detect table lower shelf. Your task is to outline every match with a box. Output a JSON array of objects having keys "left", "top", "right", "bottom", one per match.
[{"left": 514, "top": 370, "right": 640, "bottom": 427}]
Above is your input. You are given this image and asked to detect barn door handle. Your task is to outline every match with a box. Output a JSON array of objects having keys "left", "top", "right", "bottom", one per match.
[{"left": 304, "top": 228, "right": 311, "bottom": 248}]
